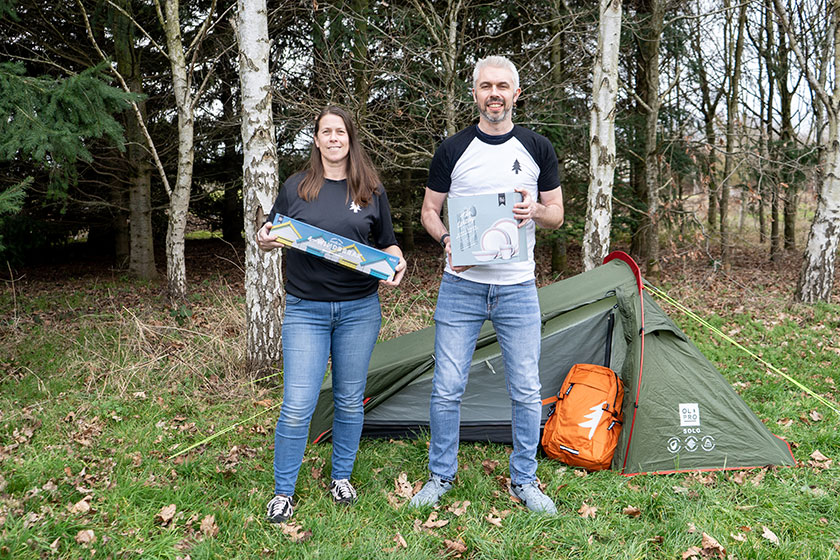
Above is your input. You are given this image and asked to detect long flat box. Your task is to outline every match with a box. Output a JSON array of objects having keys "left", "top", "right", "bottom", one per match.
[
  {"left": 270, "top": 215, "right": 400, "bottom": 281},
  {"left": 447, "top": 191, "right": 527, "bottom": 266}
]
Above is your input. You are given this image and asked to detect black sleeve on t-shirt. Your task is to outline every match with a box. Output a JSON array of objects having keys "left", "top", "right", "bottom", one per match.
[
  {"left": 427, "top": 126, "right": 478, "bottom": 193},
  {"left": 512, "top": 126, "right": 560, "bottom": 191}
]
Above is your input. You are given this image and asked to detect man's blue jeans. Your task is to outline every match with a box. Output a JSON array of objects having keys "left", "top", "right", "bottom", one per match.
[
  {"left": 273, "top": 292, "right": 381, "bottom": 496},
  {"left": 429, "top": 272, "right": 542, "bottom": 485}
]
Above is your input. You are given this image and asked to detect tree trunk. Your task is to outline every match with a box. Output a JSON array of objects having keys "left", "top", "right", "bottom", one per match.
[
  {"left": 114, "top": 0, "right": 157, "bottom": 280},
  {"left": 582, "top": 0, "right": 622, "bottom": 271},
  {"left": 237, "top": 0, "right": 284, "bottom": 370},
  {"left": 721, "top": 0, "right": 747, "bottom": 272},
  {"left": 789, "top": 0, "right": 840, "bottom": 302},
  {"left": 160, "top": 0, "right": 196, "bottom": 304},
  {"left": 641, "top": 0, "right": 664, "bottom": 276}
]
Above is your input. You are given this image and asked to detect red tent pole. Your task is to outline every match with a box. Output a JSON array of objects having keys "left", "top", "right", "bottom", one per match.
[{"left": 603, "top": 251, "right": 645, "bottom": 474}]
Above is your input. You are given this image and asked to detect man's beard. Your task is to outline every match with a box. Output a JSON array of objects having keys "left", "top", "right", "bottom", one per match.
[{"left": 480, "top": 98, "right": 511, "bottom": 123}]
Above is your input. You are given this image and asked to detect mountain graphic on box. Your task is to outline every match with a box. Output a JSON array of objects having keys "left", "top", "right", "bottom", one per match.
[{"left": 270, "top": 215, "right": 400, "bottom": 281}]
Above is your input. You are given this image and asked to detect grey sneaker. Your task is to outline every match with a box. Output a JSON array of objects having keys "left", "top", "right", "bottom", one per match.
[
  {"left": 509, "top": 481, "right": 557, "bottom": 514},
  {"left": 408, "top": 474, "right": 453, "bottom": 508},
  {"left": 266, "top": 494, "right": 294, "bottom": 523},
  {"left": 329, "top": 478, "right": 357, "bottom": 505}
]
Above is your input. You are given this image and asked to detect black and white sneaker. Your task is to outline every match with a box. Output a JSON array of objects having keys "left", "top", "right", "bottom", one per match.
[
  {"left": 329, "top": 478, "right": 357, "bottom": 504},
  {"left": 266, "top": 494, "right": 294, "bottom": 523}
]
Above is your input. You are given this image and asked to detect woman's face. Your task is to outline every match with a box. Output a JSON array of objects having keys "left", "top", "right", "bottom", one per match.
[{"left": 314, "top": 113, "right": 350, "bottom": 167}]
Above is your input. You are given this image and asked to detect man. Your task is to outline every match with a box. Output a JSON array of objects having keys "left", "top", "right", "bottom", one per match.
[{"left": 410, "top": 55, "right": 564, "bottom": 513}]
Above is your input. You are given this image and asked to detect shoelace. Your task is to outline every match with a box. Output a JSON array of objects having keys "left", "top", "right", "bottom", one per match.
[
  {"left": 269, "top": 496, "right": 291, "bottom": 515},
  {"left": 332, "top": 480, "right": 355, "bottom": 499}
]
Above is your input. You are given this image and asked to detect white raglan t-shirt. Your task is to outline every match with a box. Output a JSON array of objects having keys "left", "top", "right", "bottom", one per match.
[{"left": 427, "top": 124, "right": 561, "bottom": 285}]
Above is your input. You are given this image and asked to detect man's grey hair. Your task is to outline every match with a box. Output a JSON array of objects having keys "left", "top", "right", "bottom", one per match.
[{"left": 473, "top": 56, "right": 520, "bottom": 91}]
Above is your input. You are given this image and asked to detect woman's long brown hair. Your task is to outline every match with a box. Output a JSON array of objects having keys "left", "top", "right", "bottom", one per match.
[{"left": 297, "top": 106, "right": 381, "bottom": 207}]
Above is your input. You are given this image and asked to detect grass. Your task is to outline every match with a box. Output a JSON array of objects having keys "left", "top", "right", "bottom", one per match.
[{"left": 1, "top": 245, "right": 839, "bottom": 559}]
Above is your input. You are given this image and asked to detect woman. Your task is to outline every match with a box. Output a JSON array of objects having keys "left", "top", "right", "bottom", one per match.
[{"left": 256, "top": 106, "right": 406, "bottom": 523}]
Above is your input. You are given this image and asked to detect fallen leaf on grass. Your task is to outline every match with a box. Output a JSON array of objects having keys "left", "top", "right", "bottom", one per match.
[
  {"left": 761, "top": 526, "right": 779, "bottom": 545},
  {"left": 730, "top": 532, "right": 746, "bottom": 542},
  {"left": 200, "top": 515, "right": 218, "bottom": 538},
  {"left": 808, "top": 450, "right": 832, "bottom": 470},
  {"left": 728, "top": 471, "right": 747, "bottom": 485},
  {"left": 776, "top": 418, "right": 793, "bottom": 428},
  {"left": 447, "top": 501, "right": 470, "bottom": 516},
  {"left": 383, "top": 532, "right": 408, "bottom": 552},
  {"left": 578, "top": 502, "right": 597, "bottom": 519},
  {"left": 809, "top": 410, "right": 823, "bottom": 422},
  {"left": 69, "top": 496, "right": 92, "bottom": 515},
  {"left": 155, "top": 504, "right": 177, "bottom": 526},
  {"left": 253, "top": 399, "right": 272, "bottom": 407},
  {"left": 394, "top": 472, "right": 414, "bottom": 499},
  {"left": 75, "top": 529, "right": 96, "bottom": 545},
  {"left": 422, "top": 511, "right": 449, "bottom": 529},
  {"left": 481, "top": 459, "right": 499, "bottom": 475},
  {"left": 279, "top": 522, "right": 312, "bottom": 542},
  {"left": 443, "top": 538, "right": 468, "bottom": 556},
  {"left": 622, "top": 505, "right": 641, "bottom": 517},
  {"left": 750, "top": 469, "right": 766, "bottom": 486},
  {"left": 701, "top": 533, "right": 726, "bottom": 558}
]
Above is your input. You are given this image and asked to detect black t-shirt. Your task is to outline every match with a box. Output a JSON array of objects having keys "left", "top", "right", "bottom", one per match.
[{"left": 267, "top": 172, "right": 398, "bottom": 301}]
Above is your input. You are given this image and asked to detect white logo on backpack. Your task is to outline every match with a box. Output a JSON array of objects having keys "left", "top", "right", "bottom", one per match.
[{"left": 579, "top": 402, "right": 607, "bottom": 440}]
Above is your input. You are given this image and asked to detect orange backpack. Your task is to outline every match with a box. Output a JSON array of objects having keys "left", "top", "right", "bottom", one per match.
[{"left": 541, "top": 363, "right": 624, "bottom": 471}]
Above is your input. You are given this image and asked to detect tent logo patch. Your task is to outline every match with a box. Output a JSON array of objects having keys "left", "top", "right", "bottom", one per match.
[{"left": 679, "top": 403, "right": 701, "bottom": 426}]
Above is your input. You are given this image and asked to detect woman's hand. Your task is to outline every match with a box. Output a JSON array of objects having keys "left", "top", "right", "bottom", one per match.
[{"left": 256, "top": 221, "right": 284, "bottom": 252}]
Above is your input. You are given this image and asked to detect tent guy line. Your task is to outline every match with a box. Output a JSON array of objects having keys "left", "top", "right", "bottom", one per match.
[{"left": 646, "top": 284, "right": 840, "bottom": 418}]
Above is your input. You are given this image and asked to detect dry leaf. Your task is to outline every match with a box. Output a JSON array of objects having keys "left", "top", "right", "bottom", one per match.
[
  {"left": 777, "top": 418, "right": 794, "bottom": 428},
  {"left": 578, "top": 502, "right": 597, "bottom": 519},
  {"left": 681, "top": 545, "right": 703, "bottom": 559},
  {"left": 254, "top": 399, "right": 273, "bottom": 407},
  {"left": 728, "top": 471, "right": 747, "bottom": 485},
  {"left": 155, "top": 504, "right": 177, "bottom": 526},
  {"left": 622, "top": 505, "right": 641, "bottom": 517},
  {"left": 200, "top": 515, "right": 218, "bottom": 538},
  {"left": 481, "top": 459, "right": 499, "bottom": 475},
  {"left": 394, "top": 473, "right": 414, "bottom": 499},
  {"left": 310, "top": 465, "right": 323, "bottom": 480},
  {"left": 75, "top": 529, "right": 96, "bottom": 545},
  {"left": 750, "top": 469, "right": 766, "bottom": 486},
  {"left": 70, "top": 496, "right": 92, "bottom": 515},
  {"left": 383, "top": 532, "right": 408, "bottom": 552},
  {"left": 761, "top": 526, "right": 779, "bottom": 545},
  {"left": 422, "top": 511, "right": 449, "bottom": 529},
  {"left": 700, "top": 532, "right": 726, "bottom": 558},
  {"left": 485, "top": 513, "right": 503, "bottom": 527},
  {"left": 730, "top": 532, "right": 746, "bottom": 542},
  {"left": 443, "top": 538, "right": 468, "bottom": 555},
  {"left": 808, "top": 450, "right": 832, "bottom": 470},
  {"left": 809, "top": 410, "right": 823, "bottom": 422},
  {"left": 279, "top": 522, "right": 312, "bottom": 542},
  {"left": 687, "top": 522, "right": 697, "bottom": 533},
  {"left": 447, "top": 500, "right": 470, "bottom": 516}
]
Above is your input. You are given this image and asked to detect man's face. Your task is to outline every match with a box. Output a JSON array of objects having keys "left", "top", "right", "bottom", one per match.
[{"left": 473, "top": 65, "right": 521, "bottom": 125}]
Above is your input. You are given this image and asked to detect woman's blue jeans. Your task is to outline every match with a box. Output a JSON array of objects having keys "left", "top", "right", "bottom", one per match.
[
  {"left": 273, "top": 292, "right": 381, "bottom": 496},
  {"left": 429, "top": 273, "right": 542, "bottom": 485}
]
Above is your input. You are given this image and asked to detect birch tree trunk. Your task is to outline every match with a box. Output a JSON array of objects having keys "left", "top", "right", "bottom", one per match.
[
  {"left": 774, "top": 0, "right": 840, "bottom": 302},
  {"left": 158, "top": 0, "right": 197, "bottom": 304},
  {"left": 237, "top": 0, "right": 284, "bottom": 370},
  {"left": 582, "top": 0, "right": 622, "bottom": 271}
]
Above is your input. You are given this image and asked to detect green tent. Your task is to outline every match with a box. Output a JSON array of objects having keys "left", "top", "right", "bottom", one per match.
[{"left": 309, "top": 252, "right": 794, "bottom": 474}]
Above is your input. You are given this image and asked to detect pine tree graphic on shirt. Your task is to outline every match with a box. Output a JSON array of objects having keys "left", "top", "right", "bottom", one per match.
[{"left": 512, "top": 159, "right": 521, "bottom": 174}]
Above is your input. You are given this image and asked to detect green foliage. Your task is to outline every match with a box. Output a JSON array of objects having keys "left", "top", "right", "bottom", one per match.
[
  {"left": 0, "top": 62, "right": 137, "bottom": 194},
  {"left": 0, "top": 177, "right": 28, "bottom": 252}
]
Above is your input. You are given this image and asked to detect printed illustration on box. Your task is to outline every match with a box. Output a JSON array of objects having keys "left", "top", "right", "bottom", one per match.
[
  {"left": 447, "top": 192, "right": 526, "bottom": 266},
  {"left": 270, "top": 215, "right": 400, "bottom": 281}
]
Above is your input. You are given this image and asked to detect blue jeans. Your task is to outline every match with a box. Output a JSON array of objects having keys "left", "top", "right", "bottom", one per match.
[
  {"left": 429, "top": 273, "right": 542, "bottom": 485},
  {"left": 273, "top": 292, "right": 381, "bottom": 496}
]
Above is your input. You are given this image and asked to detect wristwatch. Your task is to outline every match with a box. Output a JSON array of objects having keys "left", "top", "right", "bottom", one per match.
[{"left": 439, "top": 233, "right": 450, "bottom": 248}]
